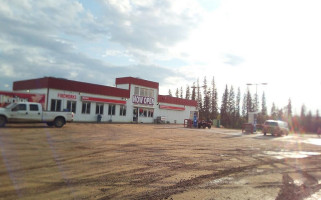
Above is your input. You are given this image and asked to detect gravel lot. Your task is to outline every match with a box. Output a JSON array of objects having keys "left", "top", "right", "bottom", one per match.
[{"left": 1, "top": 123, "right": 321, "bottom": 200}]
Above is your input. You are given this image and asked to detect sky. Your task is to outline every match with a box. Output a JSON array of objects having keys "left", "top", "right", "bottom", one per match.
[{"left": 0, "top": 0, "right": 320, "bottom": 115}]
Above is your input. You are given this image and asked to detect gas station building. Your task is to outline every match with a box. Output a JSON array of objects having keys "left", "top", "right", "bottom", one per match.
[{"left": 11, "top": 77, "right": 198, "bottom": 123}]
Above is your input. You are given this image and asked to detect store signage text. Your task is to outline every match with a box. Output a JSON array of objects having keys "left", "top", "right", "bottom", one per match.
[
  {"left": 132, "top": 95, "right": 154, "bottom": 105},
  {"left": 58, "top": 93, "right": 77, "bottom": 99}
]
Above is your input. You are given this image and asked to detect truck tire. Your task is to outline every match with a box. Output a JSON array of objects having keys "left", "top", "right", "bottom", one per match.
[
  {"left": 54, "top": 117, "right": 65, "bottom": 128},
  {"left": 47, "top": 122, "right": 54, "bottom": 127},
  {"left": 0, "top": 116, "right": 6, "bottom": 127},
  {"left": 208, "top": 125, "right": 211, "bottom": 129}
]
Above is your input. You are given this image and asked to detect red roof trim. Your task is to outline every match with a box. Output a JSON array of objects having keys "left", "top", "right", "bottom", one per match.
[
  {"left": 159, "top": 105, "right": 185, "bottom": 111},
  {"left": 116, "top": 77, "right": 159, "bottom": 89},
  {"left": 81, "top": 96, "right": 126, "bottom": 105},
  {"left": 13, "top": 77, "right": 130, "bottom": 98},
  {"left": 158, "top": 95, "right": 197, "bottom": 107}
]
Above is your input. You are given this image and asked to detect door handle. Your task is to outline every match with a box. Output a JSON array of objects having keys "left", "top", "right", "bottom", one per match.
[
  {"left": 38, "top": 113, "right": 40, "bottom": 115},
  {"left": 26, "top": 112, "right": 28, "bottom": 115}
]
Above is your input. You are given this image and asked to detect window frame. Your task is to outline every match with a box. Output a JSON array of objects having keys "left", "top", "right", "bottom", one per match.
[
  {"left": 96, "top": 103, "right": 104, "bottom": 115},
  {"left": 67, "top": 101, "right": 77, "bottom": 113},
  {"left": 120, "top": 105, "right": 126, "bottom": 116},
  {"left": 108, "top": 104, "right": 116, "bottom": 115},
  {"left": 81, "top": 102, "right": 91, "bottom": 114},
  {"left": 50, "top": 99, "right": 62, "bottom": 111}
]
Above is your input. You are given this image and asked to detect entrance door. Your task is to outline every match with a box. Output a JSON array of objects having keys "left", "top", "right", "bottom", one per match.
[{"left": 133, "top": 107, "right": 138, "bottom": 123}]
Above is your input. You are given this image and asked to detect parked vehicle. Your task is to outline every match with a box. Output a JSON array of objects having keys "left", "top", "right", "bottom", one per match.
[
  {"left": 262, "top": 120, "right": 289, "bottom": 136},
  {"left": 0, "top": 102, "right": 73, "bottom": 128},
  {"left": 198, "top": 120, "right": 212, "bottom": 129}
]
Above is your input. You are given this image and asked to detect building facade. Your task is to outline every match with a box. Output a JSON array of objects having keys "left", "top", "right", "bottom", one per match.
[{"left": 12, "top": 77, "right": 197, "bottom": 124}]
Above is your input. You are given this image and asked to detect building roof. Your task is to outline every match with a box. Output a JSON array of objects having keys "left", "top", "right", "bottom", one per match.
[
  {"left": 13, "top": 77, "right": 130, "bottom": 98},
  {"left": 116, "top": 77, "right": 159, "bottom": 89},
  {"left": 158, "top": 95, "right": 197, "bottom": 107}
]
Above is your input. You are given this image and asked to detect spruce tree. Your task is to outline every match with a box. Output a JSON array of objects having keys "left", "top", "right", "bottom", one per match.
[
  {"left": 261, "top": 92, "right": 267, "bottom": 116},
  {"left": 246, "top": 89, "right": 252, "bottom": 118},
  {"left": 211, "top": 77, "right": 218, "bottom": 120},
  {"left": 185, "top": 85, "right": 190, "bottom": 100},
  {"left": 271, "top": 103, "right": 277, "bottom": 120},
  {"left": 242, "top": 92, "right": 247, "bottom": 118},
  {"left": 228, "top": 86, "right": 235, "bottom": 127},
  {"left": 168, "top": 89, "right": 172, "bottom": 97},
  {"left": 220, "top": 85, "right": 229, "bottom": 127},
  {"left": 175, "top": 88, "right": 179, "bottom": 97},
  {"left": 235, "top": 87, "right": 241, "bottom": 127},
  {"left": 191, "top": 82, "right": 196, "bottom": 101},
  {"left": 180, "top": 86, "right": 183, "bottom": 98},
  {"left": 287, "top": 98, "right": 292, "bottom": 117}
]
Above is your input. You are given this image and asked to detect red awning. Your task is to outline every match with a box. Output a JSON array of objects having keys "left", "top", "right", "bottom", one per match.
[{"left": 159, "top": 105, "right": 185, "bottom": 111}]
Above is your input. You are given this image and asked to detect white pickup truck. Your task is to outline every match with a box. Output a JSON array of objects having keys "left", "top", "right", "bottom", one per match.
[{"left": 0, "top": 102, "right": 73, "bottom": 128}]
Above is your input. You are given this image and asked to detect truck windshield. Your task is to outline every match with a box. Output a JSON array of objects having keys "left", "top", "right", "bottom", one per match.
[{"left": 5, "top": 103, "right": 17, "bottom": 109}]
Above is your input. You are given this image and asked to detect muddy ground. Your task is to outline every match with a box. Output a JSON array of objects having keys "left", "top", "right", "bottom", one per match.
[{"left": 1, "top": 123, "right": 321, "bottom": 200}]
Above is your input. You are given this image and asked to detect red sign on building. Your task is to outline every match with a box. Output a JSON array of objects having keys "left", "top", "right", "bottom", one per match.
[
  {"left": 0, "top": 91, "right": 45, "bottom": 108},
  {"left": 132, "top": 95, "right": 154, "bottom": 105}
]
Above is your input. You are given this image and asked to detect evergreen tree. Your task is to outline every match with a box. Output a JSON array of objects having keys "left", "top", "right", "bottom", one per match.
[
  {"left": 306, "top": 111, "right": 313, "bottom": 132},
  {"left": 228, "top": 86, "right": 235, "bottom": 127},
  {"left": 271, "top": 102, "right": 277, "bottom": 120},
  {"left": 202, "top": 77, "right": 210, "bottom": 120},
  {"left": 185, "top": 85, "right": 190, "bottom": 100},
  {"left": 191, "top": 82, "right": 196, "bottom": 101},
  {"left": 287, "top": 98, "right": 292, "bottom": 117},
  {"left": 204, "top": 89, "right": 210, "bottom": 120},
  {"left": 175, "top": 88, "right": 179, "bottom": 97},
  {"left": 246, "top": 89, "right": 252, "bottom": 118},
  {"left": 180, "top": 86, "right": 183, "bottom": 98},
  {"left": 210, "top": 76, "right": 218, "bottom": 120},
  {"left": 235, "top": 87, "right": 241, "bottom": 127},
  {"left": 197, "top": 78, "right": 202, "bottom": 113},
  {"left": 242, "top": 92, "right": 247, "bottom": 118},
  {"left": 261, "top": 92, "right": 267, "bottom": 116},
  {"left": 220, "top": 85, "right": 229, "bottom": 127},
  {"left": 168, "top": 89, "right": 172, "bottom": 97}
]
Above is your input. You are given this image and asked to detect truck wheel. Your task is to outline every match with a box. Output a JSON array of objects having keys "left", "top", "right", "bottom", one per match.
[
  {"left": 47, "top": 122, "right": 54, "bottom": 127},
  {"left": 54, "top": 117, "right": 65, "bottom": 128},
  {"left": 264, "top": 132, "right": 266, "bottom": 136},
  {"left": 0, "top": 116, "right": 6, "bottom": 127},
  {"left": 208, "top": 125, "right": 211, "bottom": 129}
]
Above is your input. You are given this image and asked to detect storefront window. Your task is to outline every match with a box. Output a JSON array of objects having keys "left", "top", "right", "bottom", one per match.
[
  {"left": 148, "top": 110, "right": 154, "bottom": 118},
  {"left": 67, "top": 101, "right": 76, "bottom": 113},
  {"left": 108, "top": 104, "right": 115, "bottom": 115},
  {"left": 138, "top": 108, "right": 154, "bottom": 118},
  {"left": 51, "top": 99, "right": 61, "bottom": 111},
  {"left": 96, "top": 104, "right": 104, "bottom": 115},
  {"left": 120, "top": 105, "right": 126, "bottom": 116},
  {"left": 82, "top": 102, "right": 91, "bottom": 114}
]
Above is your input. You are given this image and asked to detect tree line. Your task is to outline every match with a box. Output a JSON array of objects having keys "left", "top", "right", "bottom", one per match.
[{"left": 168, "top": 76, "right": 321, "bottom": 133}]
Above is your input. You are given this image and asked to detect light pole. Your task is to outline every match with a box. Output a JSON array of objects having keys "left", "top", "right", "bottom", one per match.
[
  {"left": 246, "top": 83, "right": 267, "bottom": 112},
  {"left": 246, "top": 83, "right": 268, "bottom": 132}
]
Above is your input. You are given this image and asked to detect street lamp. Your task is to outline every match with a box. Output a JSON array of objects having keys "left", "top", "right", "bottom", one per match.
[
  {"left": 246, "top": 83, "right": 268, "bottom": 132},
  {"left": 246, "top": 83, "right": 268, "bottom": 111}
]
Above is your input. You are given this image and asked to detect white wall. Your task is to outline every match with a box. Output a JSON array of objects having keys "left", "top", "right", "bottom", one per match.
[{"left": 156, "top": 103, "right": 197, "bottom": 124}]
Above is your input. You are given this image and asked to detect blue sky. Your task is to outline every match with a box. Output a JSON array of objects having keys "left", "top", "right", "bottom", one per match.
[{"left": 0, "top": 0, "right": 320, "bottom": 114}]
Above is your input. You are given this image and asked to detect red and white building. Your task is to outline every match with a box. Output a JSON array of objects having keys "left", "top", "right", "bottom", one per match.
[{"left": 10, "top": 77, "right": 197, "bottom": 123}]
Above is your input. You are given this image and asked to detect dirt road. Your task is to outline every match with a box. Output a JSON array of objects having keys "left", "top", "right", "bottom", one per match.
[{"left": 1, "top": 123, "right": 321, "bottom": 200}]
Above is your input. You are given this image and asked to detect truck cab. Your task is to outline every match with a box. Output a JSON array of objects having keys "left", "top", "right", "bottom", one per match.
[
  {"left": 0, "top": 102, "right": 73, "bottom": 128},
  {"left": 6, "top": 102, "right": 43, "bottom": 122}
]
